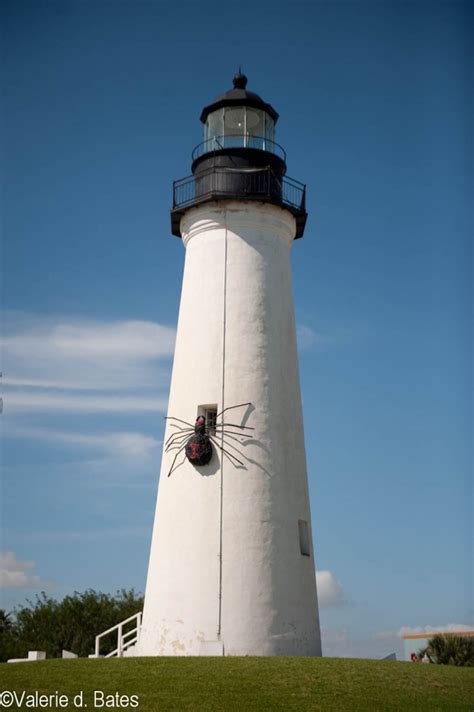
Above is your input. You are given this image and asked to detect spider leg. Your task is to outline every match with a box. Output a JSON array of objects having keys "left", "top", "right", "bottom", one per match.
[
  {"left": 216, "top": 431, "right": 249, "bottom": 446},
  {"left": 166, "top": 429, "right": 192, "bottom": 443},
  {"left": 209, "top": 436, "right": 245, "bottom": 467},
  {"left": 166, "top": 428, "right": 195, "bottom": 445},
  {"left": 166, "top": 424, "right": 217, "bottom": 450},
  {"left": 166, "top": 442, "right": 190, "bottom": 455},
  {"left": 215, "top": 444, "right": 244, "bottom": 468},
  {"left": 165, "top": 428, "right": 194, "bottom": 447},
  {"left": 214, "top": 434, "right": 248, "bottom": 459},
  {"left": 215, "top": 402, "right": 251, "bottom": 419},
  {"left": 167, "top": 449, "right": 188, "bottom": 478},
  {"left": 213, "top": 428, "right": 253, "bottom": 439},
  {"left": 214, "top": 422, "right": 254, "bottom": 431},
  {"left": 167, "top": 441, "right": 189, "bottom": 477},
  {"left": 165, "top": 416, "right": 195, "bottom": 428},
  {"left": 165, "top": 433, "right": 192, "bottom": 452},
  {"left": 165, "top": 435, "right": 185, "bottom": 451}
]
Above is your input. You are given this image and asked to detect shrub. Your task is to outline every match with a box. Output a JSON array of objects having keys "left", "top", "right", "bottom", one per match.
[{"left": 418, "top": 634, "right": 474, "bottom": 667}]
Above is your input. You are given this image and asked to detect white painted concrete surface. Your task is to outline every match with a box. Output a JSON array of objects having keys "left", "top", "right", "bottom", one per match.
[
  {"left": 62, "top": 650, "right": 78, "bottom": 659},
  {"left": 137, "top": 201, "right": 321, "bottom": 656},
  {"left": 8, "top": 650, "right": 47, "bottom": 663}
]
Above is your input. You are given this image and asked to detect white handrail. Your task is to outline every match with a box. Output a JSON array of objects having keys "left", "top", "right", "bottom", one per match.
[{"left": 94, "top": 611, "right": 142, "bottom": 658}]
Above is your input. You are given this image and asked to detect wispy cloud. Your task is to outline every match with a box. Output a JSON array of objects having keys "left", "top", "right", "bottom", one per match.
[
  {"left": 397, "top": 623, "right": 473, "bottom": 637},
  {"left": 296, "top": 324, "right": 331, "bottom": 351},
  {"left": 1, "top": 312, "right": 175, "bottom": 412},
  {"left": 321, "top": 625, "right": 402, "bottom": 659},
  {"left": 5, "top": 392, "right": 167, "bottom": 413},
  {"left": 3, "top": 424, "right": 162, "bottom": 490},
  {"left": 7, "top": 527, "right": 151, "bottom": 543},
  {"left": 296, "top": 321, "right": 368, "bottom": 352},
  {"left": 0, "top": 551, "right": 51, "bottom": 590},
  {"left": 316, "top": 570, "right": 348, "bottom": 608},
  {"left": 2, "top": 315, "right": 175, "bottom": 368},
  {"left": 371, "top": 623, "right": 474, "bottom": 648},
  {"left": 4, "top": 424, "right": 161, "bottom": 458}
]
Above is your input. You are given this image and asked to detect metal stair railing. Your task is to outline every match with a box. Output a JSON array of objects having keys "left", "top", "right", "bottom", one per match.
[{"left": 94, "top": 611, "right": 142, "bottom": 658}]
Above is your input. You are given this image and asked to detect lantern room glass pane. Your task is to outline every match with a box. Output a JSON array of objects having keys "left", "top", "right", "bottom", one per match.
[
  {"left": 246, "top": 108, "right": 264, "bottom": 137},
  {"left": 223, "top": 107, "right": 245, "bottom": 143},
  {"left": 205, "top": 108, "right": 224, "bottom": 143},
  {"left": 202, "top": 106, "right": 276, "bottom": 154},
  {"left": 265, "top": 113, "right": 275, "bottom": 143}
]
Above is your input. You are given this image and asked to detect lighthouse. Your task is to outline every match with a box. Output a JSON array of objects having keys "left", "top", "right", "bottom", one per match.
[{"left": 137, "top": 73, "right": 322, "bottom": 656}]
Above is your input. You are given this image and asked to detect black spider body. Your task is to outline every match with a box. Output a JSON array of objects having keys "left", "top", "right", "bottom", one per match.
[
  {"left": 164, "top": 403, "right": 254, "bottom": 477},
  {"left": 184, "top": 416, "right": 213, "bottom": 466},
  {"left": 185, "top": 433, "right": 213, "bottom": 466}
]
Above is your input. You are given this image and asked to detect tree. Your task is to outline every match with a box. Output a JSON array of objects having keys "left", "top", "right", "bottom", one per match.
[
  {"left": 0, "top": 609, "right": 20, "bottom": 662},
  {"left": 418, "top": 634, "right": 474, "bottom": 667},
  {"left": 0, "top": 589, "right": 144, "bottom": 662},
  {"left": 0, "top": 609, "right": 13, "bottom": 631}
]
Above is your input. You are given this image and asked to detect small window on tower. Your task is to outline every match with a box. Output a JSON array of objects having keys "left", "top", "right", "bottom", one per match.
[
  {"left": 198, "top": 404, "right": 218, "bottom": 436},
  {"left": 298, "top": 520, "right": 311, "bottom": 557}
]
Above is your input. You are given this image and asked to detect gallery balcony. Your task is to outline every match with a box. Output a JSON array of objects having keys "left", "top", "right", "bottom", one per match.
[{"left": 171, "top": 166, "right": 307, "bottom": 239}]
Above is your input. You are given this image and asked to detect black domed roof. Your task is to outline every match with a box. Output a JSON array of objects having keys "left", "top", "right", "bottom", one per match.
[{"left": 200, "top": 72, "right": 279, "bottom": 124}]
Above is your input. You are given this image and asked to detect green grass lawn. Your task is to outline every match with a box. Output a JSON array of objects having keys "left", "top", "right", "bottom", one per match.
[{"left": 1, "top": 657, "right": 473, "bottom": 711}]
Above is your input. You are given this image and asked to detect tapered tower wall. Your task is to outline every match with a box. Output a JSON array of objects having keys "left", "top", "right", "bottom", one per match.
[{"left": 137, "top": 201, "right": 321, "bottom": 656}]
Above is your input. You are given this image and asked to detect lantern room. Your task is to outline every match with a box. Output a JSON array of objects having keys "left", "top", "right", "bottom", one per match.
[
  {"left": 200, "top": 72, "right": 277, "bottom": 154},
  {"left": 195, "top": 71, "right": 283, "bottom": 162},
  {"left": 171, "top": 72, "right": 307, "bottom": 240}
]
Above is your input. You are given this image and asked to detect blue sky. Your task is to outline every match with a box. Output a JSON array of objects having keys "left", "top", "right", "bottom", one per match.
[{"left": 1, "top": 0, "right": 472, "bottom": 658}]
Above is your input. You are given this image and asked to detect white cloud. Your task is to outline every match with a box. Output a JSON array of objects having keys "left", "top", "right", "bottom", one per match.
[
  {"left": 5, "top": 392, "right": 167, "bottom": 413},
  {"left": 2, "top": 317, "right": 175, "bottom": 363},
  {"left": 296, "top": 321, "right": 369, "bottom": 352},
  {"left": 296, "top": 324, "right": 330, "bottom": 351},
  {"left": 1, "top": 313, "right": 175, "bottom": 412},
  {"left": 4, "top": 425, "right": 161, "bottom": 458},
  {"left": 14, "top": 526, "right": 151, "bottom": 543},
  {"left": 0, "top": 551, "right": 50, "bottom": 590},
  {"left": 316, "top": 570, "right": 347, "bottom": 608},
  {"left": 373, "top": 629, "right": 400, "bottom": 642},
  {"left": 320, "top": 626, "right": 352, "bottom": 657},
  {"left": 371, "top": 623, "right": 474, "bottom": 649},
  {"left": 321, "top": 625, "right": 403, "bottom": 659},
  {"left": 0, "top": 552, "right": 35, "bottom": 571},
  {"left": 398, "top": 623, "right": 473, "bottom": 637},
  {"left": 3, "top": 425, "right": 162, "bottom": 489},
  {"left": 1, "top": 313, "right": 175, "bottom": 392},
  {"left": 0, "top": 570, "right": 41, "bottom": 588}
]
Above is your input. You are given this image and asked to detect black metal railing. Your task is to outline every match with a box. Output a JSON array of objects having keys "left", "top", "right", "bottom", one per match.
[
  {"left": 173, "top": 167, "right": 305, "bottom": 214},
  {"left": 281, "top": 175, "right": 307, "bottom": 212},
  {"left": 192, "top": 135, "right": 286, "bottom": 162}
]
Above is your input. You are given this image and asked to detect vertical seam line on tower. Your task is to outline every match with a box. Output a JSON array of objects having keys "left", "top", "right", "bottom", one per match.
[{"left": 217, "top": 215, "right": 228, "bottom": 641}]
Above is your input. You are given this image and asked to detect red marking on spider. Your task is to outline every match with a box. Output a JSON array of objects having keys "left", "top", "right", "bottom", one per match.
[{"left": 188, "top": 442, "right": 201, "bottom": 460}]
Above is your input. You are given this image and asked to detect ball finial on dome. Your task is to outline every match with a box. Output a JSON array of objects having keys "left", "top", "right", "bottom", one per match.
[{"left": 233, "top": 68, "right": 248, "bottom": 90}]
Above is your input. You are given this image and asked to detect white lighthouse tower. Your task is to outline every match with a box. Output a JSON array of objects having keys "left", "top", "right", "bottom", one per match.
[{"left": 137, "top": 73, "right": 322, "bottom": 657}]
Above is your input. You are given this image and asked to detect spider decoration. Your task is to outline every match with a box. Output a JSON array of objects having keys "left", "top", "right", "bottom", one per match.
[{"left": 164, "top": 402, "right": 254, "bottom": 478}]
